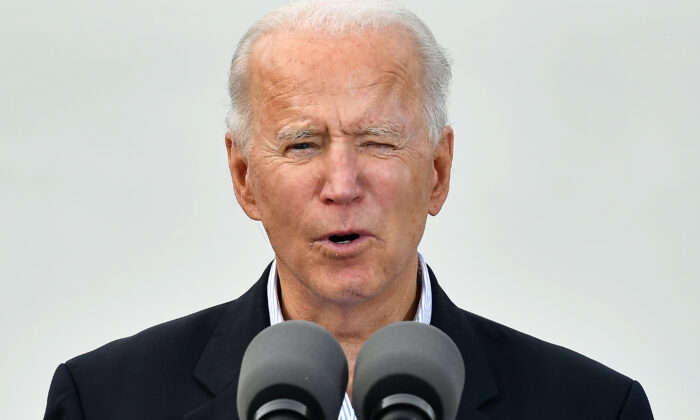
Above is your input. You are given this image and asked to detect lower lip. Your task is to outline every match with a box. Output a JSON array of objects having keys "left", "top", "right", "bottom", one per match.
[{"left": 316, "top": 235, "right": 370, "bottom": 256}]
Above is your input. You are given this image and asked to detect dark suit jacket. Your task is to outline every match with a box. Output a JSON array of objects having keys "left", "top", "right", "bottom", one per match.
[{"left": 44, "top": 264, "right": 653, "bottom": 419}]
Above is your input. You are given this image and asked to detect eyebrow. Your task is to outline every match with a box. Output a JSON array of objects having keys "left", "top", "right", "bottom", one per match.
[
  {"left": 275, "top": 122, "right": 405, "bottom": 142},
  {"left": 276, "top": 128, "right": 317, "bottom": 142},
  {"left": 360, "top": 122, "right": 405, "bottom": 139}
]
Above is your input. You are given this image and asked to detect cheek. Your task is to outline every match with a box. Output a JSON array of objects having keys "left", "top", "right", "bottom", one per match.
[
  {"left": 363, "top": 159, "right": 431, "bottom": 251},
  {"left": 364, "top": 159, "right": 426, "bottom": 209},
  {"left": 253, "top": 165, "right": 320, "bottom": 223}
]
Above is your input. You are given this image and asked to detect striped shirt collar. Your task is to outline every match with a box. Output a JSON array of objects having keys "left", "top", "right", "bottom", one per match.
[{"left": 266, "top": 252, "right": 433, "bottom": 420}]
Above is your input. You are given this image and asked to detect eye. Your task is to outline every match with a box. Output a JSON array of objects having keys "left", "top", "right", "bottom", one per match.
[
  {"left": 290, "top": 143, "right": 313, "bottom": 150},
  {"left": 363, "top": 141, "right": 395, "bottom": 150},
  {"left": 285, "top": 142, "right": 319, "bottom": 157}
]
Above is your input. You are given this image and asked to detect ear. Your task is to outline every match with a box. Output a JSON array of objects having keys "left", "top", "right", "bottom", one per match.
[
  {"left": 428, "top": 126, "right": 454, "bottom": 216},
  {"left": 226, "top": 132, "right": 261, "bottom": 220}
]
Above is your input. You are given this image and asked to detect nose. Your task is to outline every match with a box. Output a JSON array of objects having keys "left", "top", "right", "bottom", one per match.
[{"left": 319, "top": 142, "right": 364, "bottom": 205}]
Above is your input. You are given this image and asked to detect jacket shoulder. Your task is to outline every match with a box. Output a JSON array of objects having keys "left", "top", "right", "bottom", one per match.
[
  {"left": 66, "top": 301, "right": 229, "bottom": 373},
  {"left": 60, "top": 302, "right": 230, "bottom": 418},
  {"left": 465, "top": 309, "right": 629, "bottom": 379},
  {"left": 461, "top": 309, "right": 639, "bottom": 417}
]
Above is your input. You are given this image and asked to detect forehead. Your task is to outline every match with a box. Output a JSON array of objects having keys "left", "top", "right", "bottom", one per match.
[
  {"left": 247, "top": 27, "right": 424, "bottom": 119},
  {"left": 251, "top": 26, "right": 421, "bottom": 67}
]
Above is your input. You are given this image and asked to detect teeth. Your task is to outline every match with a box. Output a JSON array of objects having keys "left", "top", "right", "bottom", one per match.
[{"left": 337, "top": 240, "right": 351, "bottom": 244}]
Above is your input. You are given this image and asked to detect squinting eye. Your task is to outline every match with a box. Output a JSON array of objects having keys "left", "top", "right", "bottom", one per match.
[{"left": 365, "top": 142, "right": 394, "bottom": 149}]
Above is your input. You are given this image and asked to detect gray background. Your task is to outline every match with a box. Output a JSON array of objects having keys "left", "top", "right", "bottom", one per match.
[{"left": 2, "top": 0, "right": 698, "bottom": 418}]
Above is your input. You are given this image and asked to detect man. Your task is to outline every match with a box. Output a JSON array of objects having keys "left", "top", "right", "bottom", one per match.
[{"left": 44, "top": 1, "right": 653, "bottom": 419}]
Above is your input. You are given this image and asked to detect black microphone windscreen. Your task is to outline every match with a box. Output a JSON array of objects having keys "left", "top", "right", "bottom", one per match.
[
  {"left": 352, "top": 322, "right": 465, "bottom": 420},
  {"left": 237, "top": 320, "right": 348, "bottom": 420}
]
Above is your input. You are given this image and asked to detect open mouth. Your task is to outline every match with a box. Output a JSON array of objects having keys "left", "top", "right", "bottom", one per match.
[{"left": 328, "top": 233, "right": 360, "bottom": 244}]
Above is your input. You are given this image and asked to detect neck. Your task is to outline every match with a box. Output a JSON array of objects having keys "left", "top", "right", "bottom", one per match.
[{"left": 276, "top": 256, "right": 421, "bottom": 398}]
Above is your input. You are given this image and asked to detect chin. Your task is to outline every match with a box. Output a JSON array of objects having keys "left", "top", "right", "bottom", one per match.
[{"left": 311, "top": 269, "right": 386, "bottom": 303}]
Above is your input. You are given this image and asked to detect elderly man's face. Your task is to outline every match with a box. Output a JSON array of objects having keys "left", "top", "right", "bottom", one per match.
[{"left": 227, "top": 28, "right": 452, "bottom": 305}]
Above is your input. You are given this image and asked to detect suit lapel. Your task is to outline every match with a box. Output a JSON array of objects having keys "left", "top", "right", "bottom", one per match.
[
  {"left": 428, "top": 266, "right": 499, "bottom": 419},
  {"left": 184, "top": 264, "right": 272, "bottom": 420}
]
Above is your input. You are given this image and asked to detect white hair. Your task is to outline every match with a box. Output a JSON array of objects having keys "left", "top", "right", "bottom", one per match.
[{"left": 226, "top": 0, "right": 451, "bottom": 156}]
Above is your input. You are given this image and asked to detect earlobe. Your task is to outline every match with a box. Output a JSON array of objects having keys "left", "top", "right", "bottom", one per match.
[
  {"left": 428, "top": 127, "right": 454, "bottom": 216},
  {"left": 226, "top": 133, "right": 261, "bottom": 221}
]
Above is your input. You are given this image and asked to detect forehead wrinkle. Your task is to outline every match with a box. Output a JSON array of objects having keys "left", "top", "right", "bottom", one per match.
[
  {"left": 256, "top": 77, "right": 315, "bottom": 111},
  {"left": 346, "top": 68, "right": 419, "bottom": 99}
]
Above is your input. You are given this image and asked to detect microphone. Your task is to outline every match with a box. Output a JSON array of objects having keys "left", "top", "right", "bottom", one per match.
[
  {"left": 237, "top": 320, "right": 348, "bottom": 420},
  {"left": 352, "top": 322, "right": 465, "bottom": 420}
]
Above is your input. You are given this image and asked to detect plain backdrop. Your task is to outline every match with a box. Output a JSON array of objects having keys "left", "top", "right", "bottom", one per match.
[{"left": 1, "top": 0, "right": 698, "bottom": 418}]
